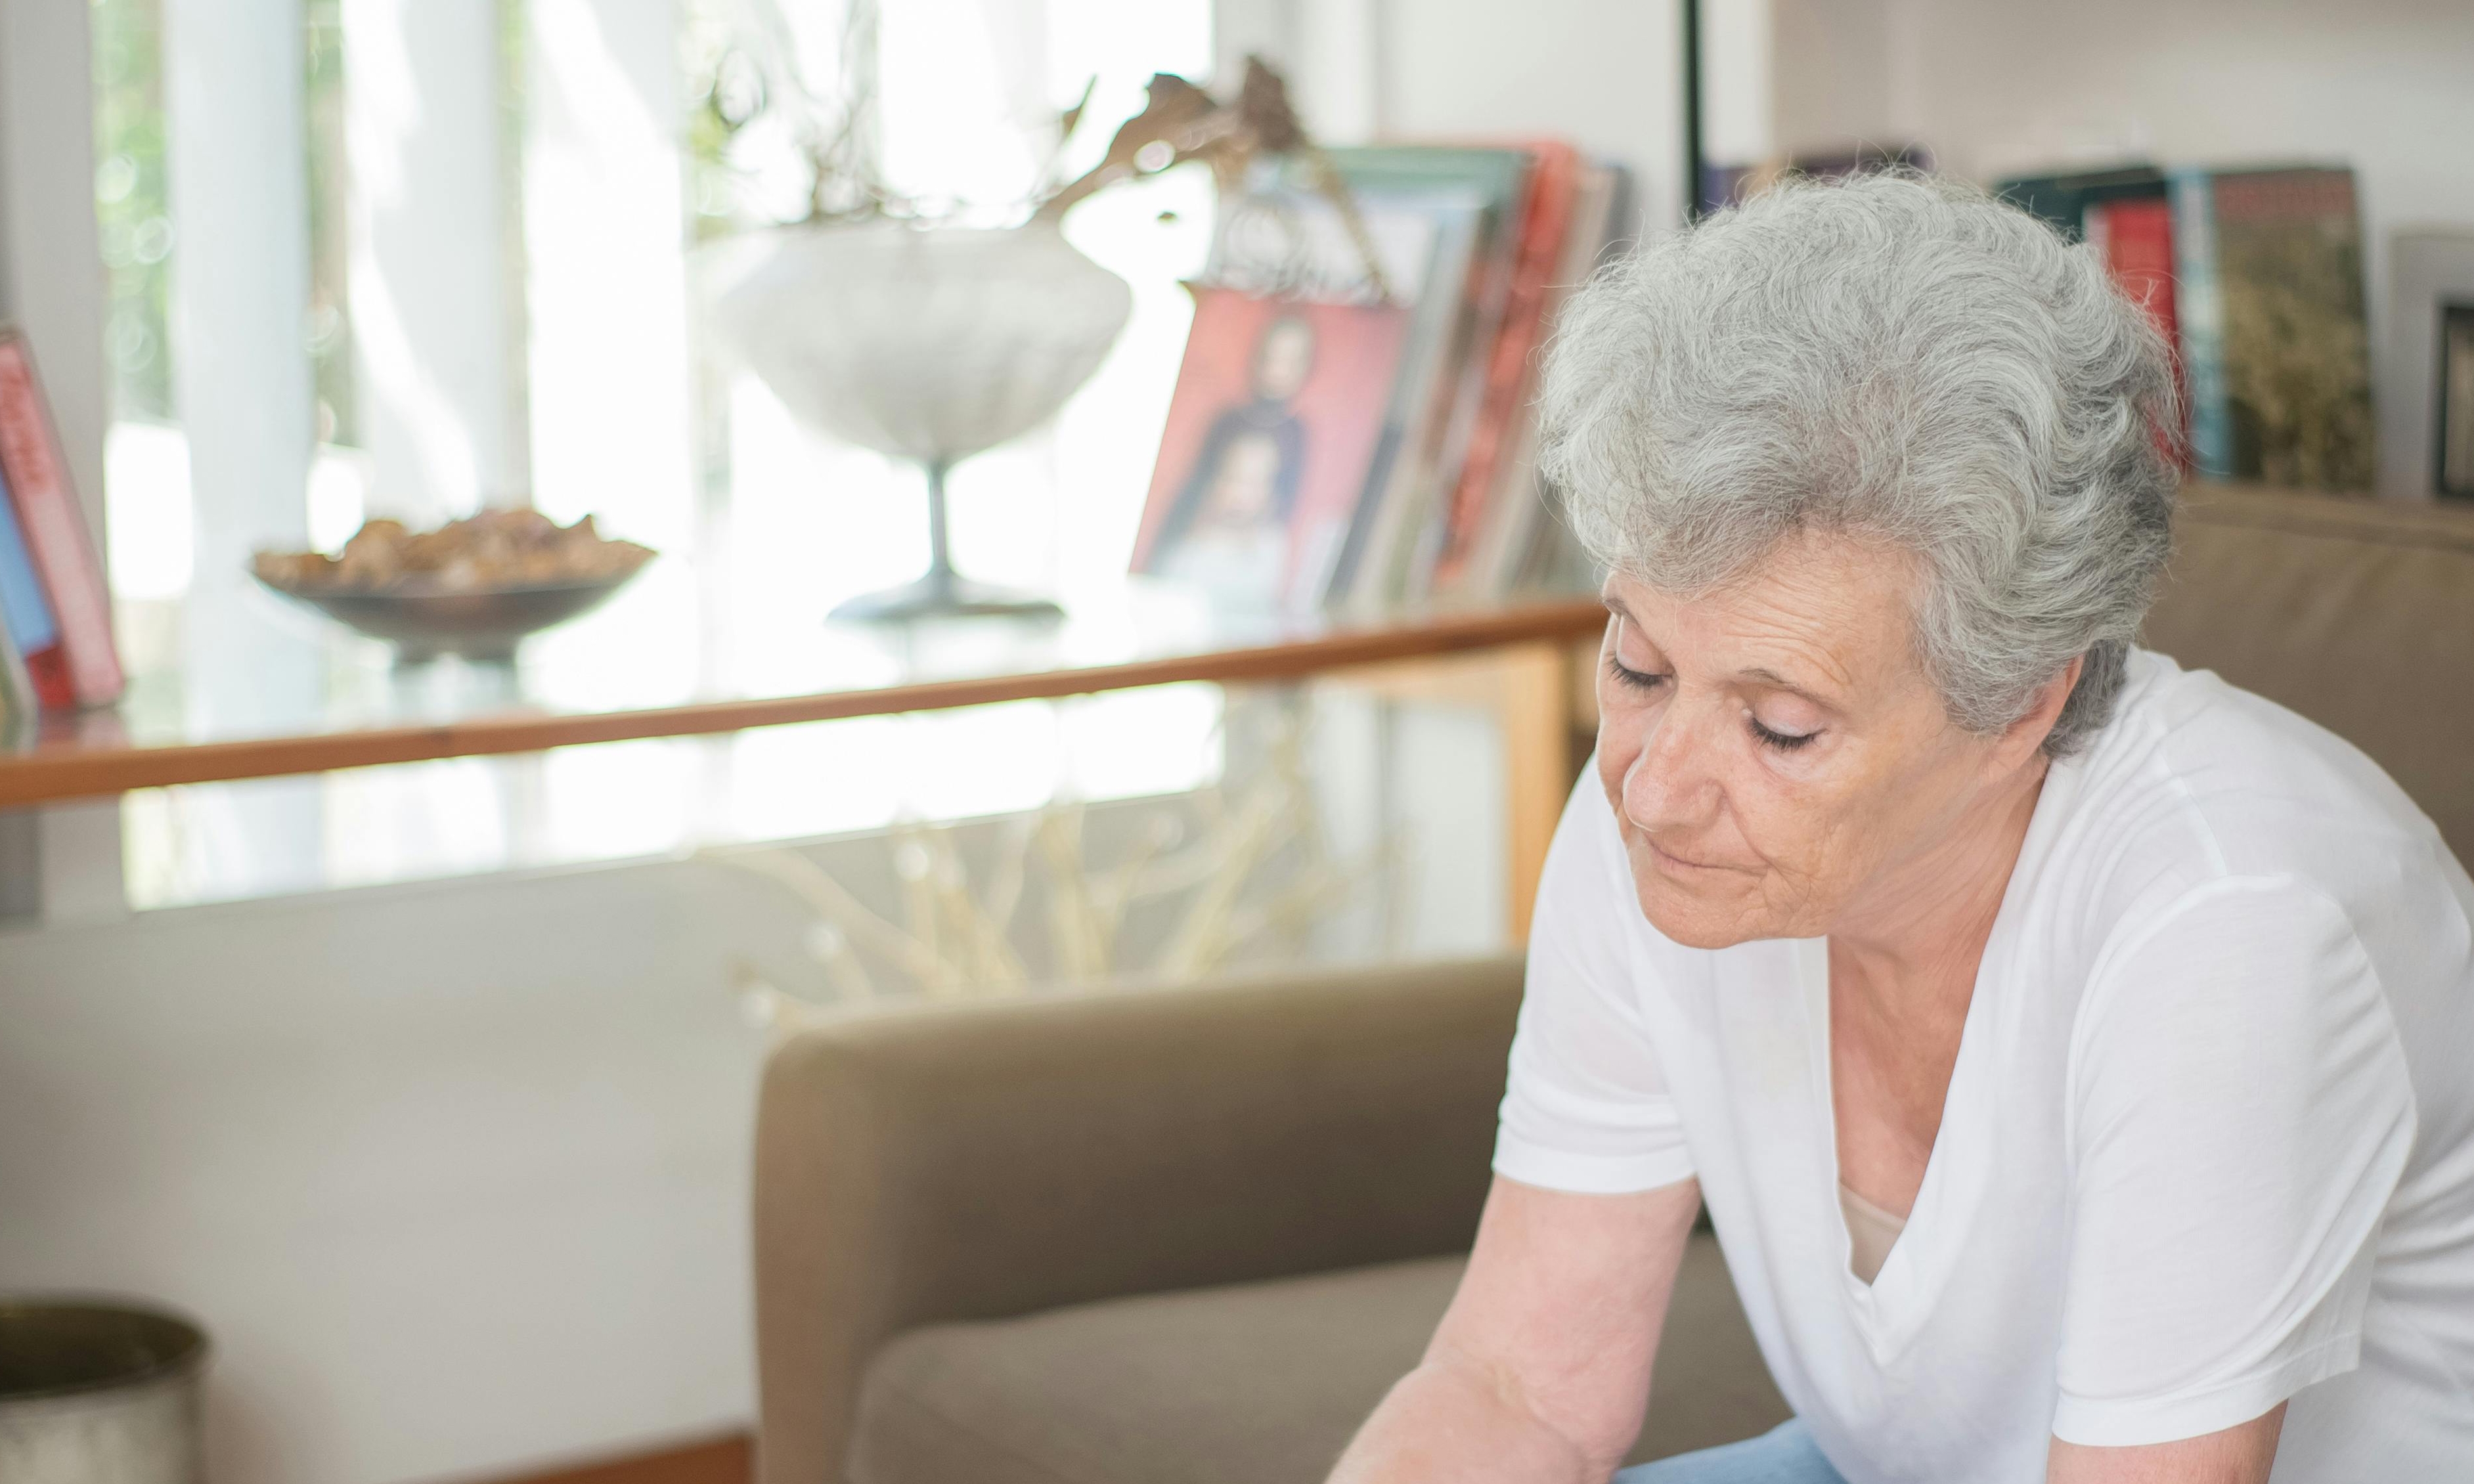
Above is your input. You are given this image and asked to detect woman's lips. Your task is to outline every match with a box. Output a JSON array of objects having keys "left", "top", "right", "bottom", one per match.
[
  {"left": 1645, "top": 839, "right": 1725, "bottom": 874},
  {"left": 1617, "top": 817, "right": 1746, "bottom": 877}
]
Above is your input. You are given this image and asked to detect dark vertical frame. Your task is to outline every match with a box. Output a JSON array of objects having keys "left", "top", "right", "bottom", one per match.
[
  {"left": 1682, "top": 0, "right": 1706, "bottom": 222},
  {"left": 2439, "top": 302, "right": 2474, "bottom": 499}
]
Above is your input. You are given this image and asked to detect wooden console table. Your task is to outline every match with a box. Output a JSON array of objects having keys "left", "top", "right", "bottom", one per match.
[{"left": 0, "top": 574, "right": 1611, "bottom": 931}]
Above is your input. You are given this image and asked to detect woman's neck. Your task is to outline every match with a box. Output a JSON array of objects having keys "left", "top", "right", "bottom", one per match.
[
  {"left": 1830, "top": 756, "right": 2049, "bottom": 1022},
  {"left": 1826, "top": 757, "right": 2051, "bottom": 1216}
]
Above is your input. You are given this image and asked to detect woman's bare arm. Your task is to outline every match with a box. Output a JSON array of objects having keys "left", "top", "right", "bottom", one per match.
[
  {"left": 1327, "top": 1174, "right": 1703, "bottom": 1484},
  {"left": 2047, "top": 1405, "right": 2285, "bottom": 1484}
]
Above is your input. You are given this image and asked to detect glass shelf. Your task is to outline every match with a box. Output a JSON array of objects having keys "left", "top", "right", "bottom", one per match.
[{"left": 2, "top": 557, "right": 1606, "bottom": 806}]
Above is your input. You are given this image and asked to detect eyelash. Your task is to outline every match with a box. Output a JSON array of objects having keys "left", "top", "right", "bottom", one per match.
[
  {"left": 1749, "top": 718, "right": 1818, "bottom": 752},
  {"left": 1606, "top": 655, "right": 1819, "bottom": 753},
  {"left": 1606, "top": 655, "right": 1664, "bottom": 693}
]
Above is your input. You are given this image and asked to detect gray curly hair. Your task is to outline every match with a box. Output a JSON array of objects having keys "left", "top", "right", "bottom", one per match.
[{"left": 1539, "top": 171, "right": 2178, "bottom": 756}]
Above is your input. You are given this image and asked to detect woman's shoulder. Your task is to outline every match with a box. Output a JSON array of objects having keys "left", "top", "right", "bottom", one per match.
[
  {"left": 2069, "top": 651, "right": 2449, "bottom": 878},
  {"left": 2046, "top": 649, "right": 2471, "bottom": 977}
]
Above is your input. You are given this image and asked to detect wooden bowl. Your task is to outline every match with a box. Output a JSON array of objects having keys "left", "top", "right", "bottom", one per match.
[{"left": 255, "top": 567, "right": 648, "bottom": 663}]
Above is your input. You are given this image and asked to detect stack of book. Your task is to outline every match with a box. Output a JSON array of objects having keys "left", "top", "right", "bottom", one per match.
[
  {"left": 0, "top": 326, "right": 125, "bottom": 736},
  {"left": 1130, "top": 141, "right": 1631, "bottom": 616},
  {"left": 1998, "top": 162, "right": 2375, "bottom": 492}
]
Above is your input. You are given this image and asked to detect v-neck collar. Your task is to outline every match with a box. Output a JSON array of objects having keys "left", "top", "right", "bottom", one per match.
[{"left": 1798, "top": 749, "right": 2085, "bottom": 1357}]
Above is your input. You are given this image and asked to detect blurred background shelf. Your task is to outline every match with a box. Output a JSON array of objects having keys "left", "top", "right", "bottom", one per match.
[{"left": 0, "top": 592, "right": 1608, "bottom": 806}]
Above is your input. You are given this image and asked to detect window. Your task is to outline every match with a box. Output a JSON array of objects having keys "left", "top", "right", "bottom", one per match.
[{"left": 93, "top": 0, "right": 1233, "bottom": 906}]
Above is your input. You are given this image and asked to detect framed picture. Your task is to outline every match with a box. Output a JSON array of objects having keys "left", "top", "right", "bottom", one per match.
[
  {"left": 1131, "top": 288, "right": 1410, "bottom": 613},
  {"left": 2439, "top": 302, "right": 2474, "bottom": 500}
]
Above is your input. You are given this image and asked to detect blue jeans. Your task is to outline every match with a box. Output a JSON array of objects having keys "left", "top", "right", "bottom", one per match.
[{"left": 1614, "top": 1421, "right": 1847, "bottom": 1483}]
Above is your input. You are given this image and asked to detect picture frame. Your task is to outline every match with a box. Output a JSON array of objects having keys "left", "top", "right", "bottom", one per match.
[
  {"left": 2438, "top": 301, "right": 2474, "bottom": 500},
  {"left": 1132, "top": 288, "right": 1411, "bottom": 614}
]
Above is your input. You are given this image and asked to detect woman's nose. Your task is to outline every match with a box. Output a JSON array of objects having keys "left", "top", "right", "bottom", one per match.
[{"left": 1622, "top": 700, "right": 1720, "bottom": 831}]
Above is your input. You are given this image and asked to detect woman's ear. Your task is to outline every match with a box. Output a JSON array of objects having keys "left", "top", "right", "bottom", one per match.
[{"left": 1995, "top": 654, "right": 2084, "bottom": 770}]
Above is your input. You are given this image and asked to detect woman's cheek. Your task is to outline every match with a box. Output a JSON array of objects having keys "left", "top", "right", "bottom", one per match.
[
  {"left": 1724, "top": 758, "right": 1811, "bottom": 871},
  {"left": 1594, "top": 689, "right": 1651, "bottom": 767},
  {"left": 1595, "top": 714, "right": 1637, "bottom": 806}
]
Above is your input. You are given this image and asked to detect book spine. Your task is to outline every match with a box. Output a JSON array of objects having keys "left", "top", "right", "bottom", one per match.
[
  {"left": 1389, "top": 166, "right": 1533, "bottom": 608},
  {"left": 2205, "top": 167, "right": 2372, "bottom": 490},
  {"left": 0, "top": 455, "right": 73, "bottom": 709},
  {"left": 0, "top": 566, "right": 36, "bottom": 740},
  {"left": 1463, "top": 163, "right": 1619, "bottom": 601},
  {"left": 1349, "top": 223, "right": 1504, "bottom": 617},
  {"left": 2169, "top": 168, "right": 2234, "bottom": 477},
  {"left": 2094, "top": 196, "right": 2186, "bottom": 462},
  {"left": 1430, "top": 141, "right": 1581, "bottom": 594},
  {"left": 0, "top": 330, "right": 124, "bottom": 706}
]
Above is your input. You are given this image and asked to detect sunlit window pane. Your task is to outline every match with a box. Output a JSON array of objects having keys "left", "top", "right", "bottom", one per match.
[{"left": 93, "top": 0, "right": 1224, "bottom": 906}]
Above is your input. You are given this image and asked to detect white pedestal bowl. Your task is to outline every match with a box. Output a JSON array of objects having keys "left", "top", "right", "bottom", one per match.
[{"left": 706, "top": 220, "right": 1134, "bottom": 621}]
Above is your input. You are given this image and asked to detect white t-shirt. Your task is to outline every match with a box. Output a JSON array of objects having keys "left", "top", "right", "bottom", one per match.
[{"left": 1495, "top": 649, "right": 2474, "bottom": 1483}]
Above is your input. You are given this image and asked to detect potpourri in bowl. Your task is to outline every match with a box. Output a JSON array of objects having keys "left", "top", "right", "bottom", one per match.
[{"left": 252, "top": 510, "right": 655, "bottom": 662}]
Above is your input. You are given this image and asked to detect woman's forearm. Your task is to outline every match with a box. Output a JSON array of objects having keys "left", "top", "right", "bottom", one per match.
[
  {"left": 1329, "top": 1176, "right": 1690, "bottom": 1482},
  {"left": 1327, "top": 1353, "right": 1613, "bottom": 1484}
]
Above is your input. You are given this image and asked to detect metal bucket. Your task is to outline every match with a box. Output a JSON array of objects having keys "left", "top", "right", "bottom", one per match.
[{"left": 0, "top": 1299, "right": 208, "bottom": 1483}]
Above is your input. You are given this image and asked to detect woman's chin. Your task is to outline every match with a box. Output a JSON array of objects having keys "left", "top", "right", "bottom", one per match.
[{"left": 1630, "top": 877, "right": 1771, "bottom": 949}]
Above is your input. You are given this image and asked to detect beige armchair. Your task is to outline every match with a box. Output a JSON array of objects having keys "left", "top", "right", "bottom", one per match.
[
  {"left": 753, "top": 485, "right": 2474, "bottom": 1483},
  {"left": 753, "top": 959, "right": 1787, "bottom": 1483}
]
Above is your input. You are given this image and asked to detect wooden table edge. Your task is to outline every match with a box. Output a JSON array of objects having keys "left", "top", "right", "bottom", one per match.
[{"left": 0, "top": 600, "right": 1611, "bottom": 807}]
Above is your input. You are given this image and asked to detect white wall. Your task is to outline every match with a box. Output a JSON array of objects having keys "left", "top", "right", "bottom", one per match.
[
  {"left": 0, "top": 856, "right": 805, "bottom": 1484},
  {"left": 1381, "top": 0, "right": 1690, "bottom": 236},
  {"left": 0, "top": 754, "right": 1502, "bottom": 1484},
  {"left": 0, "top": 0, "right": 110, "bottom": 531},
  {"left": 0, "top": 0, "right": 127, "bottom": 922},
  {"left": 1770, "top": 0, "right": 2474, "bottom": 495}
]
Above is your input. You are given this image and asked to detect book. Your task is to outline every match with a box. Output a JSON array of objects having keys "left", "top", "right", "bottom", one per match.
[
  {"left": 0, "top": 327, "right": 123, "bottom": 705},
  {"left": 1707, "top": 143, "right": 1932, "bottom": 211},
  {"left": 0, "top": 542, "right": 37, "bottom": 741},
  {"left": 1131, "top": 286, "right": 1411, "bottom": 613},
  {"left": 2082, "top": 193, "right": 2185, "bottom": 457},
  {"left": 1204, "top": 171, "right": 1448, "bottom": 309},
  {"left": 2085, "top": 195, "right": 2178, "bottom": 351},
  {"left": 1999, "top": 166, "right": 2189, "bottom": 454},
  {"left": 2169, "top": 165, "right": 2374, "bottom": 490},
  {"left": 1507, "top": 487, "right": 1599, "bottom": 598},
  {"left": 1449, "top": 160, "right": 1626, "bottom": 603},
  {"left": 1996, "top": 163, "right": 2168, "bottom": 244},
  {"left": 2168, "top": 167, "right": 2232, "bottom": 476},
  {"left": 0, "top": 448, "right": 72, "bottom": 708},
  {"left": 1335, "top": 205, "right": 1482, "bottom": 600},
  {"left": 1308, "top": 145, "right": 1536, "bottom": 615},
  {"left": 1421, "top": 139, "right": 1583, "bottom": 598},
  {"left": 1204, "top": 154, "right": 1493, "bottom": 612}
]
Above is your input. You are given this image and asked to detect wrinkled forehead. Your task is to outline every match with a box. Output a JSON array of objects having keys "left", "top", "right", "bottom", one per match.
[{"left": 1603, "top": 526, "right": 1930, "bottom": 699}]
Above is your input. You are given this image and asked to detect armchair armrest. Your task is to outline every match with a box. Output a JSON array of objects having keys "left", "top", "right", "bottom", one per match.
[{"left": 752, "top": 956, "right": 1522, "bottom": 1484}]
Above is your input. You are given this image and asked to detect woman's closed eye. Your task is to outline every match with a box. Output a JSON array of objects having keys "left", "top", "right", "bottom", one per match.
[
  {"left": 1608, "top": 639, "right": 1822, "bottom": 752},
  {"left": 1607, "top": 654, "right": 1668, "bottom": 693},
  {"left": 1748, "top": 716, "right": 1819, "bottom": 751}
]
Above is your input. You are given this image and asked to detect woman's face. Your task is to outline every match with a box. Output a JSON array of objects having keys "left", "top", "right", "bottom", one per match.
[{"left": 1595, "top": 529, "right": 2012, "bottom": 949}]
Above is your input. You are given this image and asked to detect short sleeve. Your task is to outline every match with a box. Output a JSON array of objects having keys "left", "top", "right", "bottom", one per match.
[
  {"left": 1492, "top": 774, "right": 1696, "bottom": 1195},
  {"left": 2054, "top": 877, "right": 2417, "bottom": 1447}
]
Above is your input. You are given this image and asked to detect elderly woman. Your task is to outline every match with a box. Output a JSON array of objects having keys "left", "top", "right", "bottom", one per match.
[{"left": 1329, "top": 174, "right": 2474, "bottom": 1484}]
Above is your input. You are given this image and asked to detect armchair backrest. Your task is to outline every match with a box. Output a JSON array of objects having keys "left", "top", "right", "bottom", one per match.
[
  {"left": 752, "top": 956, "right": 1522, "bottom": 1484},
  {"left": 2144, "top": 485, "right": 2474, "bottom": 861}
]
